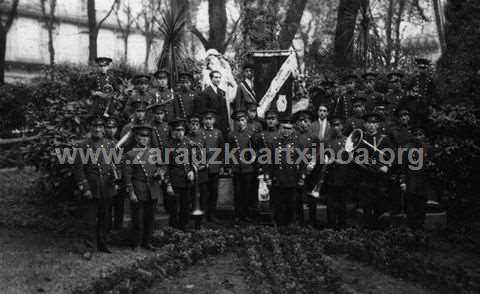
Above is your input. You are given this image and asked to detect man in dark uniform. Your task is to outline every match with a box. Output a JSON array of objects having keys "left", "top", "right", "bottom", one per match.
[
  {"left": 227, "top": 110, "right": 256, "bottom": 221},
  {"left": 233, "top": 64, "right": 257, "bottom": 111},
  {"left": 186, "top": 113, "right": 209, "bottom": 221},
  {"left": 400, "top": 126, "right": 427, "bottom": 230},
  {"left": 361, "top": 72, "right": 382, "bottom": 112},
  {"left": 73, "top": 115, "right": 117, "bottom": 256},
  {"left": 335, "top": 73, "right": 358, "bottom": 118},
  {"left": 325, "top": 115, "right": 351, "bottom": 229},
  {"left": 89, "top": 57, "right": 118, "bottom": 116},
  {"left": 164, "top": 119, "right": 203, "bottom": 230},
  {"left": 125, "top": 74, "right": 154, "bottom": 114},
  {"left": 253, "top": 110, "right": 280, "bottom": 176},
  {"left": 118, "top": 99, "right": 149, "bottom": 152},
  {"left": 175, "top": 72, "right": 197, "bottom": 119},
  {"left": 148, "top": 101, "right": 170, "bottom": 149},
  {"left": 200, "top": 109, "right": 224, "bottom": 221},
  {"left": 356, "top": 112, "right": 393, "bottom": 229},
  {"left": 265, "top": 118, "right": 306, "bottom": 227},
  {"left": 246, "top": 101, "right": 263, "bottom": 133},
  {"left": 405, "top": 58, "right": 437, "bottom": 124},
  {"left": 310, "top": 80, "right": 336, "bottom": 114},
  {"left": 123, "top": 124, "right": 162, "bottom": 251},
  {"left": 151, "top": 69, "right": 177, "bottom": 122},
  {"left": 391, "top": 107, "right": 413, "bottom": 147},
  {"left": 294, "top": 110, "right": 318, "bottom": 226},
  {"left": 384, "top": 72, "right": 405, "bottom": 115},
  {"left": 104, "top": 117, "right": 124, "bottom": 231},
  {"left": 344, "top": 95, "right": 367, "bottom": 135}
]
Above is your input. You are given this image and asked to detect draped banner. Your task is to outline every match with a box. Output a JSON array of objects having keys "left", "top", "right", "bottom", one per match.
[{"left": 250, "top": 50, "right": 296, "bottom": 119}]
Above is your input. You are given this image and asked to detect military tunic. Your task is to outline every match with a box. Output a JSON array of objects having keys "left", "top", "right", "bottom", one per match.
[
  {"left": 227, "top": 127, "right": 256, "bottom": 219},
  {"left": 73, "top": 137, "right": 117, "bottom": 249}
]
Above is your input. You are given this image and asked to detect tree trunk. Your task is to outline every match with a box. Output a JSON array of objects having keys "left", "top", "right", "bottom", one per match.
[
  {"left": 333, "top": 0, "right": 361, "bottom": 68},
  {"left": 171, "top": 0, "right": 189, "bottom": 14},
  {"left": 207, "top": 0, "right": 227, "bottom": 52},
  {"left": 384, "top": 0, "right": 394, "bottom": 68},
  {"left": 123, "top": 36, "right": 128, "bottom": 61},
  {"left": 433, "top": 0, "right": 446, "bottom": 53},
  {"left": 278, "top": 0, "right": 308, "bottom": 49},
  {"left": 0, "top": 31, "right": 6, "bottom": 84},
  {"left": 144, "top": 37, "right": 153, "bottom": 71},
  {"left": 393, "top": 0, "right": 406, "bottom": 68},
  {"left": 87, "top": 0, "right": 97, "bottom": 63}
]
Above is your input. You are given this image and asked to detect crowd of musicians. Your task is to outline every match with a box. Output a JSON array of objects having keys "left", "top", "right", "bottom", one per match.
[{"left": 73, "top": 56, "right": 436, "bottom": 256}]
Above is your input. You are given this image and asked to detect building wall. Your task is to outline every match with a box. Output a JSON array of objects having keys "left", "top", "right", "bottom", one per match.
[{"left": 4, "top": 0, "right": 162, "bottom": 82}]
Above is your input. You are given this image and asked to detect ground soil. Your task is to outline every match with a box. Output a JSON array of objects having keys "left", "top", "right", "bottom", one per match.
[{"left": 1, "top": 168, "right": 479, "bottom": 294}]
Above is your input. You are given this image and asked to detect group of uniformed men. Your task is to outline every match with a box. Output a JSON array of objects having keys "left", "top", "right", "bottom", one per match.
[{"left": 73, "top": 56, "right": 435, "bottom": 256}]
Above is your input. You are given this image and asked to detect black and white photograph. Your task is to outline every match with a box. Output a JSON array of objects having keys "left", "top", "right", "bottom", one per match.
[{"left": 0, "top": 0, "right": 479, "bottom": 293}]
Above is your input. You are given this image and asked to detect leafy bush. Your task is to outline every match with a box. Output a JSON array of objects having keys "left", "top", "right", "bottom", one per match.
[{"left": 427, "top": 104, "right": 480, "bottom": 222}]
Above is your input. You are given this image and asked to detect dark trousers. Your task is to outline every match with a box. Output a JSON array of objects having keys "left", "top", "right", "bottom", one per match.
[
  {"left": 406, "top": 192, "right": 425, "bottom": 230},
  {"left": 359, "top": 184, "right": 385, "bottom": 229},
  {"left": 107, "top": 189, "right": 125, "bottom": 230},
  {"left": 130, "top": 199, "right": 157, "bottom": 247},
  {"left": 206, "top": 173, "right": 219, "bottom": 219},
  {"left": 81, "top": 198, "right": 111, "bottom": 249},
  {"left": 296, "top": 187, "right": 317, "bottom": 225},
  {"left": 172, "top": 186, "right": 193, "bottom": 230},
  {"left": 326, "top": 186, "right": 347, "bottom": 228},
  {"left": 233, "top": 173, "right": 255, "bottom": 219},
  {"left": 272, "top": 187, "right": 297, "bottom": 226}
]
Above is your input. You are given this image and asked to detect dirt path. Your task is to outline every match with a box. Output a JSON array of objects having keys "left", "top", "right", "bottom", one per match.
[{"left": 145, "top": 253, "right": 251, "bottom": 294}]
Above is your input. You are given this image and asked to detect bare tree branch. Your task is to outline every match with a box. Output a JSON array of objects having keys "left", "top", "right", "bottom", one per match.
[
  {"left": 222, "top": 11, "right": 243, "bottom": 52},
  {"left": 97, "top": 0, "right": 119, "bottom": 31},
  {"left": 191, "top": 26, "right": 208, "bottom": 48}
]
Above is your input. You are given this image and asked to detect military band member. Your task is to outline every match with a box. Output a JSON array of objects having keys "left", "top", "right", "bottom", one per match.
[
  {"left": 391, "top": 107, "right": 413, "bottom": 147},
  {"left": 89, "top": 57, "right": 117, "bottom": 115},
  {"left": 233, "top": 64, "right": 257, "bottom": 111},
  {"left": 152, "top": 69, "right": 177, "bottom": 122},
  {"left": 400, "top": 126, "right": 427, "bottom": 230},
  {"left": 334, "top": 73, "right": 357, "bottom": 118},
  {"left": 385, "top": 72, "right": 405, "bottom": 115},
  {"left": 294, "top": 110, "right": 318, "bottom": 226},
  {"left": 360, "top": 72, "right": 382, "bottom": 111},
  {"left": 149, "top": 101, "right": 170, "bottom": 149},
  {"left": 187, "top": 113, "right": 209, "bottom": 220},
  {"left": 246, "top": 101, "right": 264, "bottom": 133},
  {"left": 176, "top": 72, "right": 197, "bottom": 119},
  {"left": 253, "top": 110, "right": 280, "bottom": 176},
  {"left": 318, "top": 80, "right": 338, "bottom": 111},
  {"left": 356, "top": 112, "right": 393, "bottom": 229},
  {"left": 125, "top": 74, "right": 154, "bottom": 113},
  {"left": 104, "top": 117, "right": 124, "bottom": 230},
  {"left": 227, "top": 110, "right": 256, "bottom": 221},
  {"left": 344, "top": 95, "right": 367, "bottom": 135},
  {"left": 325, "top": 115, "right": 351, "bottom": 229},
  {"left": 73, "top": 115, "right": 117, "bottom": 256},
  {"left": 200, "top": 109, "right": 224, "bottom": 221},
  {"left": 123, "top": 124, "right": 162, "bottom": 251},
  {"left": 164, "top": 119, "right": 204, "bottom": 230},
  {"left": 119, "top": 99, "right": 149, "bottom": 152},
  {"left": 265, "top": 118, "right": 305, "bottom": 226}
]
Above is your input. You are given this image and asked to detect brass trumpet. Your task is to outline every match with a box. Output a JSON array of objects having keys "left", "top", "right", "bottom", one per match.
[{"left": 191, "top": 164, "right": 204, "bottom": 229}]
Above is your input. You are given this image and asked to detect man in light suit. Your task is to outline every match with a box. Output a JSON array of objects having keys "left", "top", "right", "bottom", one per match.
[
  {"left": 195, "top": 70, "right": 230, "bottom": 138},
  {"left": 310, "top": 103, "right": 334, "bottom": 142}
]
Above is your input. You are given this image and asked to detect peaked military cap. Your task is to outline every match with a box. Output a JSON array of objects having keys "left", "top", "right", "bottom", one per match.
[{"left": 95, "top": 57, "right": 112, "bottom": 67}]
